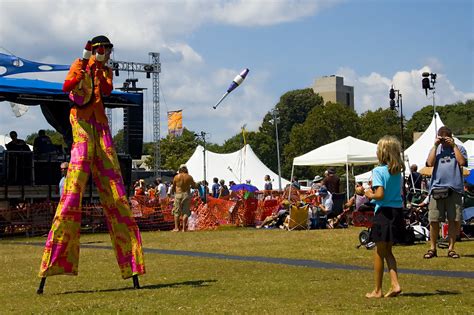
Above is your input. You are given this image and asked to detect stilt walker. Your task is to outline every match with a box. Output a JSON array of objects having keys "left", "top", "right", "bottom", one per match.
[{"left": 37, "top": 35, "right": 145, "bottom": 294}]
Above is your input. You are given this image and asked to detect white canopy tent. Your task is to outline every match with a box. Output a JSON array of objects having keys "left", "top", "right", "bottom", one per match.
[
  {"left": 464, "top": 140, "right": 474, "bottom": 169},
  {"left": 185, "top": 144, "right": 290, "bottom": 191},
  {"left": 292, "top": 136, "right": 378, "bottom": 199}
]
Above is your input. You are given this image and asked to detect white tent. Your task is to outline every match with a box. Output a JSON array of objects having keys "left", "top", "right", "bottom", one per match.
[
  {"left": 404, "top": 113, "right": 463, "bottom": 170},
  {"left": 292, "top": 136, "right": 378, "bottom": 198},
  {"left": 355, "top": 170, "right": 372, "bottom": 183},
  {"left": 464, "top": 140, "right": 474, "bottom": 169},
  {"left": 185, "top": 144, "right": 289, "bottom": 191}
]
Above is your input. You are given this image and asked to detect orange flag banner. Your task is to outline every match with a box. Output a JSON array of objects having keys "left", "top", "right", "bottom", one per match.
[{"left": 168, "top": 110, "right": 183, "bottom": 136}]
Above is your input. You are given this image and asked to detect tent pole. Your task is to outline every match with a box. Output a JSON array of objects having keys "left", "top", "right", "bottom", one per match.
[
  {"left": 288, "top": 164, "right": 295, "bottom": 200},
  {"left": 346, "top": 163, "right": 350, "bottom": 200}
]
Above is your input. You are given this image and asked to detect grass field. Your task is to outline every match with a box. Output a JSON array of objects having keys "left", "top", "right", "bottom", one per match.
[{"left": 1, "top": 227, "right": 473, "bottom": 314}]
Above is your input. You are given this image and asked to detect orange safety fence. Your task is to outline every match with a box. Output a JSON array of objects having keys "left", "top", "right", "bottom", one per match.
[
  {"left": 256, "top": 199, "right": 281, "bottom": 221},
  {"left": 0, "top": 189, "right": 316, "bottom": 236},
  {"left": 194, "top": 196, "right": 236, "bottom": 230}
]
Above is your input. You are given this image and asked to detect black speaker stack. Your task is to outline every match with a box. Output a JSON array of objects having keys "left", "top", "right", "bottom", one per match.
[{"left": 123, "top": 103, "right": 143, "bottom": 159}]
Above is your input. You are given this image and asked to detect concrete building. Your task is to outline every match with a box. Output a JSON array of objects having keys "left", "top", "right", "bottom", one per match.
[{"left": 312, "top": 75, "right": 354, "bottom": 110}]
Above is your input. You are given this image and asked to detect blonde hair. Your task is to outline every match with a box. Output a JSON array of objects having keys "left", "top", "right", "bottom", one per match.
[{"left": 376, "top": 136, "right": 403, "bottom": 175}]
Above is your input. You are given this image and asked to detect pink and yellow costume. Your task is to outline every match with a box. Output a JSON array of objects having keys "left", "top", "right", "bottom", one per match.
[{"left": 39, "top": 53, "right": 145, "bottom": 279}]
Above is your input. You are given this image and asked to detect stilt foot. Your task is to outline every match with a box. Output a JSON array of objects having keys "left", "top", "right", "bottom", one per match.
[
  {"left": 132, "top": 275, "right": 140, "bottom": 289},
  {"left": 37, "top": 277, "right": 46, "bottom": 294}
]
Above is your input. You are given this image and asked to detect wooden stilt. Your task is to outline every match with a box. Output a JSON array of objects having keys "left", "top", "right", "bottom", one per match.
[
  {"left": 132, "top": 275, "right": 140, "bottom": 289},
  {"left": 37, "top": 277, "right": 46, "bottom": 294}
]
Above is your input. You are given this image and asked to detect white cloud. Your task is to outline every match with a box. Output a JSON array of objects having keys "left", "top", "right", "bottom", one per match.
[
  {"left": 1, "top": 0, "right": 334, "bottom": 143},
  {"left": 336, "top": 66, "right": 473, "bottom": 117},
  {"left": 210, "top": 0, "right": 338, "bottom": 26}
]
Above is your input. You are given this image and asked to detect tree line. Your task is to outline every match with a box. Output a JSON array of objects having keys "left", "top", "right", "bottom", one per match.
[{"left": 25, "top": 89, "right": 473, "bottom": 181}]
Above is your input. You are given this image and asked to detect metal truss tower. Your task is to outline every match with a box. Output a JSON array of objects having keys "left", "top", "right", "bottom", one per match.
[
  {"left": 111, "top": 53, "right": 161, "bottom": 174},
  {"left": 106, "top": 108, "right": 112, "bottom": 131},
  {"left": 149, "top": 52, "right": 161, "bottom": 175}
]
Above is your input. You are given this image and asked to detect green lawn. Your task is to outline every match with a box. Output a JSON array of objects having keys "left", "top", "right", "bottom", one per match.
[{"left": 1, "top": 227, "right": 473, "bottom": 314}]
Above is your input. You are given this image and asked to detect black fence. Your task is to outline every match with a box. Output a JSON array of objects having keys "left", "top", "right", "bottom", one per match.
[{"left": 0, "top": 151, "right": 133, "bottom": 200}]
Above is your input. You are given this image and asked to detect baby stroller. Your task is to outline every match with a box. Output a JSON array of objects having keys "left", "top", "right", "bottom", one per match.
[{"left": 352, "top": 203, "right": 375, "bottom": 249}]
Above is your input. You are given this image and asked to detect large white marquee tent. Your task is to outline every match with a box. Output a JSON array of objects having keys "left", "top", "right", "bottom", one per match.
[{"left": 185, "top": 144, "right": 289, "bottom": 191}]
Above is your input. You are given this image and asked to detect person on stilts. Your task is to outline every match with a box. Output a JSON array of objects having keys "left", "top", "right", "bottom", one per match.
[{"left": 37, "top": 35, "right": 145, "bottom": 294}]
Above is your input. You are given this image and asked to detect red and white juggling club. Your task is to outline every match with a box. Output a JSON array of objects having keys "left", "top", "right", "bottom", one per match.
[{"left": 213, "top": 68, "right": 249, "bottom": 109}]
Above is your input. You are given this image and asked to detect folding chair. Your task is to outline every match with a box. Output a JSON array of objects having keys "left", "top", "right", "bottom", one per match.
[{"left": 286, "top": 204, "right": 309, "bottom": 231}]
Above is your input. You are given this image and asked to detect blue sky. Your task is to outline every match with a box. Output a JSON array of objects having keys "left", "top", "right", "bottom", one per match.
[{"left": 0, "top": 0, "right": 472, "bottom": 144}]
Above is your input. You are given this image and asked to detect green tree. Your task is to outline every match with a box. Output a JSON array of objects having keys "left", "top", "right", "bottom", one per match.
[
  {"left": 142, "top": 142, "right": 155, "bottom": 155},
  {"left": 145, "top": 128, "right": 199, "bottom": 170},
  {"left": 283, "top": 102, "right": 361, "bottom": 179},
  {"left": 260, "top": 88, "right": 324, "bottom": 145},
  {"left": 26, "top": 129, "right": 66, "bottom": 147},
  {"left": 406, "top": 100, "right": 474, "bottom": 142},
  {"left": 359, "top": 108, "right": 411, "bottom": 147},
  {"left": 435, "top": 101, "right": 474, "bottom": 135},
  {"left": 112, "top": 129, "right": 125, "bottom": 153},
  {"left": 259, "top": 88, "right": 324, "bottom": 172}
]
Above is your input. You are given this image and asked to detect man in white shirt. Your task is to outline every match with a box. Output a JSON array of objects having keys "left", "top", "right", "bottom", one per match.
[
  {"left": 59, "top": 162, "right": 69, "bottom": 198},
  {"left": 316, "top": 187, "right": 333, "bottom": 215},
  {"left": 156, "top": 178, "right": 168, "bottom": 210}
]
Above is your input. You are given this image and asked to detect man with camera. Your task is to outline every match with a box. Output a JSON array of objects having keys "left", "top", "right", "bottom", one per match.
[{"left": 424, "top": 126, "right": 467, "bottom": 259}]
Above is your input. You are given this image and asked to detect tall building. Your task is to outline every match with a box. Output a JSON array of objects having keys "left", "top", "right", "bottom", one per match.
[{"left": 312, "top": 75, "right": 354, "bottom": 110}]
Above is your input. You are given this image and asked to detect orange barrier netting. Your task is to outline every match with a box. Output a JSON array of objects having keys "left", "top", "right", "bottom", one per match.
[{"left": 0, "top": 189, "right": 314, "bottom": 235}]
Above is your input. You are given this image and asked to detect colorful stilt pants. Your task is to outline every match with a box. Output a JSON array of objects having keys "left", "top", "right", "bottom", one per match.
[{"left": 39, "top": 114, "right": 145, "bottom": 279}]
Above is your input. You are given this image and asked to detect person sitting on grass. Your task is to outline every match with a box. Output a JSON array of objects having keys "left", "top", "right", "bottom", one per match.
[
  {"left": 329, "top": 183, "right": 368, "bottom": 228},
  {"left": 256, "top": 200, "right": 290, "bottom": 229}
]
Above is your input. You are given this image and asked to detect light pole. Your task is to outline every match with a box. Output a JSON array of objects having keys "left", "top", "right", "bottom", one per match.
[
  {"left": 271, "top": 109, "right": 282, "bottom": 191},
  {"left": 389, "top": 86, "right": 404, "bottom": 159},
  {"left": 389, "top": 86, "right": 406, "bottom": 205}
]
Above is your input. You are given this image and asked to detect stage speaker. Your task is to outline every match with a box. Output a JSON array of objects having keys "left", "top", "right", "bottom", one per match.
[
  {"left": 6, "top": 151, "right": 33, "bottom": 186},
  {"left": 34, "top": 161, "right": 61, "bottom": 185},
  {"left": 117, "top": 154, "right": 132, "bottom": 187},
  {"left": 123, "top": 103, "right": 143, "bottom": 159}
]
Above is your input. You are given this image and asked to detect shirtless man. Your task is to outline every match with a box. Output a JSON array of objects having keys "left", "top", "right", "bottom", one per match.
[{"left": 172, "top": 164, "right": 196, "bottom": 231}]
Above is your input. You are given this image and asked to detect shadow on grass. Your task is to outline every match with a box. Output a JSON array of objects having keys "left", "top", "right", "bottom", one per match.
[
  {"left": 80, "top": 241, "right": 105, "bottom": 245},
  {"left": 461, "top": 254, "right": 474, "bottom": 258},
  {"left": 57, "top": 279, "right": 217, "bottom": 295},
  {"left": 402, "top": 290, "right": 461, "bottom": 297}
]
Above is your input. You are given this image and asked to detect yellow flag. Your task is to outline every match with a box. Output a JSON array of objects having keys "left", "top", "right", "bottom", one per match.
[
  {"left": 241, "top": 125, "right": 247, "bottom": 146},
  {"left": 168, "top": 110, "right": 183, "bottom": 137}
]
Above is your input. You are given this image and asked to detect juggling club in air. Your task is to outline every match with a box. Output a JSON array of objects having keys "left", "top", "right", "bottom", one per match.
[{"left": 213, "top": 68, "right": 249, "bottom": 109}]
